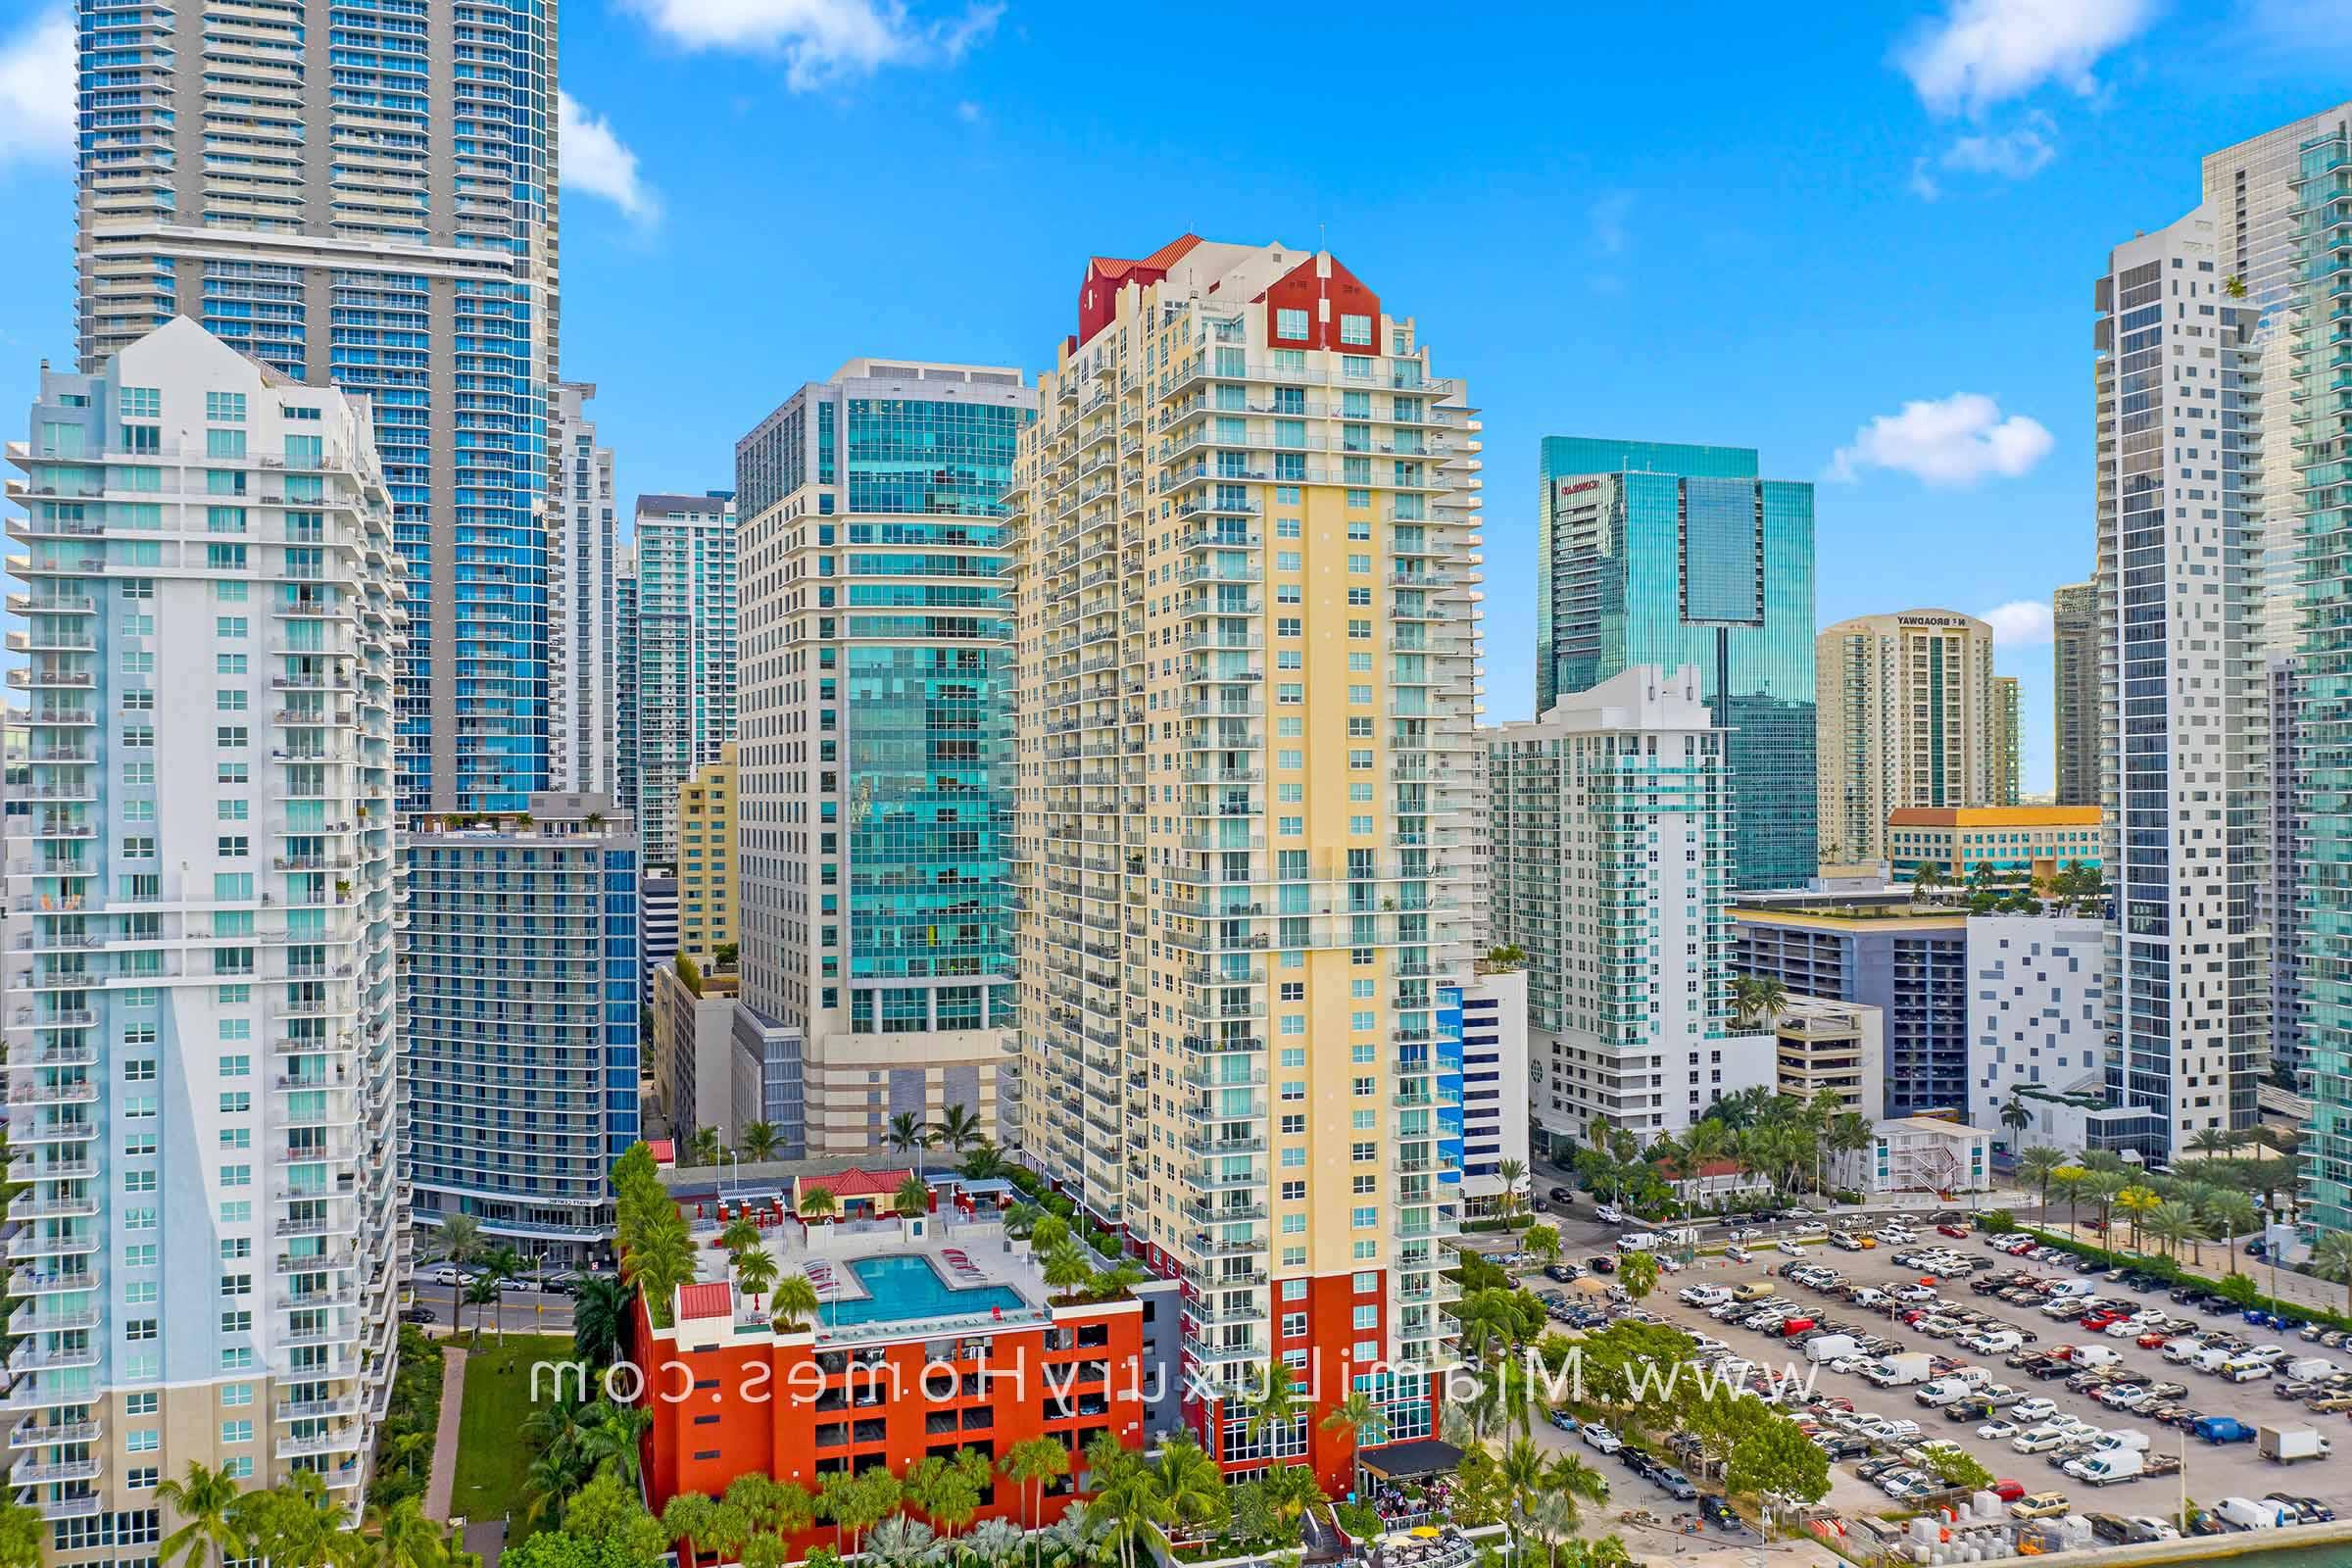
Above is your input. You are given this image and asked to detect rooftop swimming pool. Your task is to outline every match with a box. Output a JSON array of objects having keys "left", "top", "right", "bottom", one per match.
[{"left": 821, "top": 1253, "right": 1026, "bottom": 1328}]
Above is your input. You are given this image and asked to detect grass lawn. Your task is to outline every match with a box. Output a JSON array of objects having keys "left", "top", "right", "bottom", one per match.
[{"left": 450, "top": 1333, "right": 573, "bottom": 1521}]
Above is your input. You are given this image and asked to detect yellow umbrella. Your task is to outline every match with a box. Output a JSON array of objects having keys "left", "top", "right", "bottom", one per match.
[{"left": 1410, "top": 1528, "right": 1441, "bottom": 1539}]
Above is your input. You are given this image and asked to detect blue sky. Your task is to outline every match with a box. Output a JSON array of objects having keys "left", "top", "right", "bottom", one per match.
[{"left": 3, "top": 0, "right": 2349, "bottom": 794}]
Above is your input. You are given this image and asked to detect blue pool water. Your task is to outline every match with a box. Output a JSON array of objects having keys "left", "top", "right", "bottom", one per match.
[{"left": 821, "top": 1253, "right": 1025, "bottom": 1327}]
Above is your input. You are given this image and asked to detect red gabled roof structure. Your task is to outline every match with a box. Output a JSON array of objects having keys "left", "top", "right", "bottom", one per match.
[
  {"left": 1078, "top": 233, "right": 1203, "bottom": 346},
  {"left": 677, "top": 1282, "right": 733, "bottom": 1321}
]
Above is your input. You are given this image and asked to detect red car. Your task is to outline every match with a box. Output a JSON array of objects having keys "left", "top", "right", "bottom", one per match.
[
  {"left": 2137, "top": 1332, "right": 2171, "bottom": 1349},
  {"left": 1937, "top": 1224, "right": 1970, "bottom": 1239},
  {"left": 2081, "top": 1311, "right": 2124, "bottom": 1331},
  {"left": 1992, "top": 1480, "right": 2027, "bottom": 1504}
]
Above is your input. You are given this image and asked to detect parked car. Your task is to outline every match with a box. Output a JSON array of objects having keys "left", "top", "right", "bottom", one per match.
[{"left": 2010, "top": 1493, "right": 2071, "bottom": 1520}]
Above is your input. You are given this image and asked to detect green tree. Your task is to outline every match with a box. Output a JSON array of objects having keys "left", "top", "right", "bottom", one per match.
[
  {"left": 895, "top": 1173, "right": 934, "bottom": 1217},
  {"left": 1723, "top": 1417, "right": 1831, "bottom": 1505},
  {"left": 1523, "top": 1223, "right": 1561, "bottom": 1263},
  {"left": 888, "top": 1111, "right": 934, "bottom": 1177},
  {"left": 571, "top": 1274, "right": 633, "bottom": 1369},
  {"left": 1001, "top": 1437, "right": 1073, "bottom": 1566},
  {"left": 1041, "top": 1241, "right": 1096, "bottom": 1298},
  {"left": 662, "top": 1493, "right": 725, "bottom": 1567},
  {"left": 772, "top": 1272, "right": 822, "bottom": 1332},
  {"left": 736, "top": 1120, "right": 782, "bottom": 1161},
  {"left": 1925, "top": 1448, "right": 1995, "bottom": 1494},
  {"left": 0, "top": 1499, "right": 42, "bottom": 1568},
  {"left": 734, "top": 1242, "right": 779, "bottom": 1309},
  {"left": 156, "top": 1463, "right": 248, "bottom": 1568},
  {"left": 438, "top": 1210, "right": 483, "bottom": 1336},
  {"left": 2017, "top": 1146, "right": 2069, "bottom": 1217},
  {"left": 1494, "top": 1157, "right": 1529, "bottom": 1219},
  {"left": 1318, "top": 1391, "right": 1389, "bottom": 1502},
  {"left": 1616, "top": 1250, "right": 1659, "bottom": 1302},
  {"left": 932, "top": 1102, "right": 984, "bottom": 1154},
  {"left": 1244, "top": 1358, "right": 1303, "bottom": 1439},
  {"left": 798, "top": 1184, "right": 841, "bottom": 1223},
  {"left": 1150, "top": 1434, "right": 1224, "bottom": 1537},
  {"left": 2313, "top": 1231, "right": 2352, "bottom": 1317},
  {"left": 1999, "top": 1093, "right": 2033, "bottom": 1143}
]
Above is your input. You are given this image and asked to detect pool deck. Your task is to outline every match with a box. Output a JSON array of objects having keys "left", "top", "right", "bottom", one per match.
[{"left": 685, "top": 1204, "right": 1060, "bottom": 1344}]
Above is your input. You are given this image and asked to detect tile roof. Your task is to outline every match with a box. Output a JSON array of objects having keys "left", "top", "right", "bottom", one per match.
[
  {"left": 1089, "top": 233, "right": 1202, "bottom": 281},
  {"left": 677, "top": 1281, "right": 733, "bottom": 1321},
  {"left": 647, "top": 1139, "right": 676, "bottom": 1164},
  {"left": 799, "top": 1165, "right": 914, "bottom": 1200}
]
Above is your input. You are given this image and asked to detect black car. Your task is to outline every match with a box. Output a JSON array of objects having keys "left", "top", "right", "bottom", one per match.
[
  {"left": 1549, "top": 1186, "right": 1576, "bottom": 1203},
  {"left": 1699, "top": 1496, "right": 1741, "bottom": 1530},
  {"left": 1818, "top": 1436, "right": 1870, "bottom": 1460},
  {"left": 1856, "top": 1457, "right": 1905, "bottom": 1482},
  {"left": 1545, "top": 1264, "right": 1576, "bottom": 1283},
  {"left": 2171, "top": 1285, "right": 2204, "bottom": 1304},
  {"left": 2085, "top": 1515, "right": 2132, "bottom": 1546},
  {"left": 2284, "top": 1496, "right": 2334, "bottom": 1524},
  {"left": 1590, "top": 1254, "right": 1618, "bottom": 1274},
  {"left": 398, "top": 1305, "right": 436, "bottom": 1325}
]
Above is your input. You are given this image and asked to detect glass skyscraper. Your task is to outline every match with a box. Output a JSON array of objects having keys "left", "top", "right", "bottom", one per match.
[
  {"left": 626, "top": 492, "right": 737, "bottom": 868},
  {"left": 734, "top": 361, "right": 1036, "bottom": 1155},
  {"left": 74, "top": 0, "right": 560, "bottom": 817},
  {"left": 1538, "top": 437, "right": 1818, "bottom": 889}
]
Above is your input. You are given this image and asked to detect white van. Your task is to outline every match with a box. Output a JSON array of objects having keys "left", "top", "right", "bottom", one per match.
[
  {"left": 2089, "top": 1429, "right": 2150, "bottom": 1453},
  {"left": 1965, "top": 1330, "right": 2024, "bottom": 1356},
  {"left": 2192, "top": 1346, "right": 2236, "bottom": 1374},
  {"left": 2224, "top": 1357, "right": 2270, "bottom": 1383},
  {"left": 2070, "top": 1346, "right": 2121, "bottom": 1372},
  {"left": 2214, "top": 1497, "right": 2289, "bottom": 1532},
  {"left": 1849, "top": 1287, "right": 1888, "bottom": 1308},
  {"left": 1617, "top": 1232, "right": 1659, "bottom": 1252}
]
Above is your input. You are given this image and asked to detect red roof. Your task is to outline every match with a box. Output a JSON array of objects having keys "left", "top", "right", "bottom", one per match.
[
  {"left": 800, "top": 1165, "right": 914, "bottom": 1200},
  {"left": 1089, "top": 232, "right": 1203, "bottom": 281},
  {"left": 1659, "top": 1158, "right": 1746, "bottom": 1181},
  {"left": 647, "top": 1139, "right": 675, "bottom": 1165},
  {"left": 677, "top": 1282, "right": 732, "bottom": 1321}
]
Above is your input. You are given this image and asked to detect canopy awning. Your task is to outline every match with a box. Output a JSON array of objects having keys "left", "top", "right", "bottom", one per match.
[{"left": 1360, "top": 1440, "right": 1464, "bottom": 1481}]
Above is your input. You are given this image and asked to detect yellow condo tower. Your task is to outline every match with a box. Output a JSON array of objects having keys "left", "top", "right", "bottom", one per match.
[{"left": 1005, "top": 235, "right": 1485, "bottom": 1489}]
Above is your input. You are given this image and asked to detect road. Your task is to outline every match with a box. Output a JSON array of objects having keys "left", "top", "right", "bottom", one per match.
[
  {"left": 406, "top": 1291, "right": 577, "bottom": 1338},
  {"left": 1600, "top": 1230, "right": 2352, "bottom": 1521}
]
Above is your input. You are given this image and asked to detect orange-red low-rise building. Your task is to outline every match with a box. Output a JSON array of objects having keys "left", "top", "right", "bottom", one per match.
[{"left": 630, "top": 1178, "right": 1176, "bottom": 1548}]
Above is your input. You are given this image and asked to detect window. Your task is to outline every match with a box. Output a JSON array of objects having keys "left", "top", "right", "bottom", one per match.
[
  {"left": 120, "top": 386, "right": 160, "bottom": 419},
  {"left": 1340, "top": 314, "right": 1372, "bottom": 346},
  {"left": 1275, "top": 308, "right": 1309, "bottom": 341}
]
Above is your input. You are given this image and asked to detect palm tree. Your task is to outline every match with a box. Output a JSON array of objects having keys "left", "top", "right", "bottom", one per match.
[
  {"left": 1545, "top": 1452, "right": 1610, "bottom": 1523},
  {"left": 2050, "top": 1164, "right": 2089, "bottom": 1231},
  {"left": 2313, "top": 1231, "right": 2352, "bottom": 1318},
  {"left": 2017, "top": 1146, "right": 2069, "bottom": 1218},
  {"left": 1001, "top": 1437, "right": 1072, "bottom": 1568},
  {"left": 932, "top": 1102, "right": 984, "bottom": 1155},
  {"left": 438, "top": 1211, "right": 482, "bottom": 1338},
  {"left": 1999, "top": 1092, "right": 2033, "bottom": 1147},
  {"left": 734, "top": 1243, "right": 780, "bottom": 1311},
  {"left": 1910, "top": 862, "right": 1943, "bottom": 907},
  {"left": 464, "top": 1273, "right": 504, "bottom": 1346},
  {"left": 2145, "top": 1200, "right": 2203, "bottom": 1263},
  {"left": 479, "top": 1244, "right": 526, "bottom": 1346},
  {"left": 1244, "top": 1357, "right": 1303, "bottom": 1440},
  {"left": 1319, "top": 1391, "right": 1389, "bottom": 1500},
  {"left": 739, "top": 1119, "right": 783, "bottom": 1161},
  {"left": 772, "top": 1272, "right": 822, "bottom": 1332},
  {"left": 888, "top": 1110, "right": 934, "bottom": 1177},
  {"left": 1003, "top": 1200, "right": 1042, "bottom": 1241},
  {"left": 894, "top": 1173, "right": 933, "bottom": 1218},
  {"left": 1150, "top": 1435, "right": 1224, "bottom": 1538},
  {"left": 1499, "top": 1436, "right": 1550, "bottom": 1515},
  {"left": 1041, "top": 1242, "right": 1095, "bottom": 1299},
  {"left": 156, "top": 1462, "right": 247, "bottom": 1568},
  {"left": 689, "top": 1126, "right": 723, "bottom": 1167},
  {"left": 2188, "top": 1126, "right": 2239, "bottom": 1160},
  {"left": 2204, "top": 1192, "right": 2260, "bottom": 1274},
  {"left": 1494, "top": 1156, "right": 1528, "bottom": 1221},
  {"left": 368, "top": 1497, "right": 450, "bottom": 1568},
  {"left": 2084, "top": 1170, "right": 2131, "bottom": 1247},
  {"left": 719, "top": 1214, "right": 763, "bottom": 1257},
  {"left": 798, "top": 1184, "right": 840, "bottom": 1224},
  {"left": 2115, "top": 1184, "right": 2161, "bottom": 1253},
  {"left": 961, "top": 1143, "right": 1007, "bottom": 1181},
  {"left": 577, "top": 1403, "right": 653, "bottom": 1492},
  {"left": 866, "top": 1516, "right": 938, "bottom": 1568},
  {"left": 572, "top": 1274, "right": 633, "bottom": 1369},
  {"left": 1616, "top": 1250, "right": 1659, "bottom": 1302},
  {"left": 662, "top": 1493, "right": 724, "bottom": 1568}
]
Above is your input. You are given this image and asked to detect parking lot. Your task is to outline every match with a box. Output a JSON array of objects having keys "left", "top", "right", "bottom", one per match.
[{"left": 1542, "top": 1220, "right": 2352, "bottom": 1533}]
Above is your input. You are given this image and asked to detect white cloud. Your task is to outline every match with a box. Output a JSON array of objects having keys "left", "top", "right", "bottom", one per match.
[
  {"left": 1909, "top": 159, "right": 1942, "bottom": 201},
  {"left": 956, "top": 99, "right": 983, "bottom": 122},
  {"left": 1942, "top": 120, "right": 2056, "bottom": 178},
  {"left": 0, "top": 9, "right": 74, "bottom": 170},
  {"left": 624, "top": 0, "right": 1003, "bottom": 90},
  {"left": 1829, "top": 393, "right": 2054, "bottom": 486},
  {"left": 1897, "top": 0, "right": 2154, "bottom": 116},
  {"left": 1981, "top": 600, "right": 2055, "bottom": 647},
  {"left": 558, "top": 91, "right": 660, "bottom": 225},
  {"left": 1590, "top": 191, "right": 1631, "bottom": 257}
]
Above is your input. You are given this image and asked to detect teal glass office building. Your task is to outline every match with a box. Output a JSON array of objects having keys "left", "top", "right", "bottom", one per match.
[
  {"left": 734, "top": 363, "right": 1038, "bottom": 1103},
  {"left": 1538, "top": 437, "right": 1818, "bottom": 890}
]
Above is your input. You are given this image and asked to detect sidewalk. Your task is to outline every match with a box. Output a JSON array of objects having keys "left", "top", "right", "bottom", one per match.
[{"left": 423, "top": 1344, "right": 468, "bottom": 1522}]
